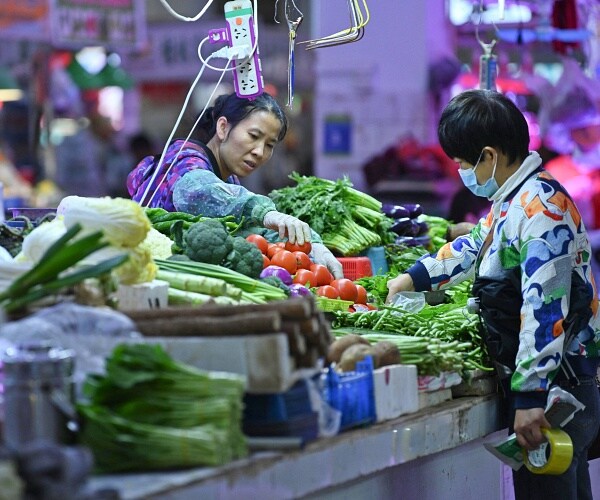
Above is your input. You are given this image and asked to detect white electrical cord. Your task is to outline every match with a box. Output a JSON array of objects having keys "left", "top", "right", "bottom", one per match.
[
  {"left": 139, "top": 42, "right": 235, "bottom": 207},
  {"left": 141, "top": 0, "right": 263, "bottom": 207},
  {"left": 158, "top": 0, "right": 215, "bottom": 22}
]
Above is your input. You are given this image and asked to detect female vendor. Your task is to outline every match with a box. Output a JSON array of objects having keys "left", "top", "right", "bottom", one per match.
[
  {"left": 127, "top": 91, "right": 343, "bottom": 279},
  {"left": 387, "top": 89, "right": 599, "bottom": 499}
]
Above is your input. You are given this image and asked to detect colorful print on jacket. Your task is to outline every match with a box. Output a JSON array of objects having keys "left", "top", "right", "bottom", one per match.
[
  {"left": 127, "top": 139, "right": 241, "bottom": 211},
  {"left": 126, "top": 138, "right": 295, "bottom": 234},
  {"left": 407, "top": 153, "right": 600, "bottom": 405}
]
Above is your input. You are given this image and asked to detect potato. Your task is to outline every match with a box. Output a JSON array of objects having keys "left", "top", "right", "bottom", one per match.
[
  {"left": 337, "top": 343, "right": 374, "bottom": 372},
  {"left": 371, "top": 341, "right": 401, "bottom": 368},
  {"left": 326, "top": 334, "right": 370, "bottom": 365}
]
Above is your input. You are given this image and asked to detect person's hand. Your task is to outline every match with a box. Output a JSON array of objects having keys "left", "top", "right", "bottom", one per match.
[
  {"left": 514, "top": 408, "right": 552, "bottom": 451},
  {"left": 263, "top": 211, "right": 311, "bottom": 245},
  {"left": 386, "top": 273, "right": 415, "bottom": 303},
  {"left": 311, "top": 243, "right": 344, "bottom": 279}
]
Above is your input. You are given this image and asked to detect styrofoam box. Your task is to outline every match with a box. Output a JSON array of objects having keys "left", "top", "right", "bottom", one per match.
[
  {"left": 116, "top": 280, "right": 169, "bottom": 310},
  {"left": 147, "top": 334, "right": 317, "bottom": 394},
  {"left": 373, "top": 364, "right": 419, "bottom": 422}
]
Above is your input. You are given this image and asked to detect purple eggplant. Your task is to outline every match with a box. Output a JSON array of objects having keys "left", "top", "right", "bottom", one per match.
[
  {"left": 382, "top": 204, "right": 411, "bottom": 219},
  {"left": 395, "top": 235, "right": 431, "bottom": 247},
  {"left": 402, "top": 203, "right": 423, "bottom": 219},
  {"left": 288, "top": 284, "right": 311, "bottom": 297},
  {"left": 391, "top": 217, "right": 422, "bottom": 237},
  {"left": 416, "top": 220, "right": 429, "bottom": 236}
]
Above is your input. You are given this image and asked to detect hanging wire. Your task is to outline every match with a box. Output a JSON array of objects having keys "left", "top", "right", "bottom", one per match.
[
  {"left": 140, "top": 0, "right": 263, "bottom": 206},
  {"left": 139, "top": 47, "right": 234, "bottom": 207},
  {"left": 299, "top": 0, "right": 369, "bottom": 50},
  {"left": 158, "top": 0, "right": 215, "bottom": 22}
]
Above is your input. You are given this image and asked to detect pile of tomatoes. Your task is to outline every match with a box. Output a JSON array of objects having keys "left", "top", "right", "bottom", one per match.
[{"left": 245, "top": 234, "right": 371, "bottom": 307}]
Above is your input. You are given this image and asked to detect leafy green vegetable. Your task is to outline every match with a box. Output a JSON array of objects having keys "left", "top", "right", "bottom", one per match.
[
  {"left": 269, "top": 173, "right": 394, "bottom": 256},
  {"left": 0, "top": 218, "right": 34, "bottom": 257},
  {"left": 331, "top": 300, "right": 492, "bottom": 376},
  {"left": 58, "top": 196, "right": 151, "bottom": 248},
  {"left": 0, "top": 223, "right": 128, "bottom": 314},
  {"left": 224, "top": 236, "right": 264, "bottom": 279},
  {"left": 78, "top": 343, "right": 247, "bottom": 472},
  {"left": 156, "top": 258, "right": 287, "bottom": 303},
  {"left": 183, "top": 219, "right": 233, "bottom": 265}
]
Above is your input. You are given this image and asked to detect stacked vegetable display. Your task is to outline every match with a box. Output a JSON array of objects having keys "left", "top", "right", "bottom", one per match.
[
  {"left": 0, "top": 196, "right": 160, "bottom": 314},
  {"left": 125, "top": 295, "right": 333, "bottom": 370},
  {"left": 78, "top": 343, "right": 247, "bottom": 472}
]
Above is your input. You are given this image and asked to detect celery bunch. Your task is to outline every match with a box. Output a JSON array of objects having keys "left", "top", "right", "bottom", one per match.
[{"left": 78, "top": 343, "right": 247, "bottom": 472}]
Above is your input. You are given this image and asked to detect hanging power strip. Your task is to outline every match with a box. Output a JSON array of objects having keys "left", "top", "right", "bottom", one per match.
[{"left": 223, "top": 0, "right": 264, "bottom": 99}]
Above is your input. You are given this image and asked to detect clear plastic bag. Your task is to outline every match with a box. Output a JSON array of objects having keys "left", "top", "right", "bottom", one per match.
[{"left": 390, "top": 291, "right": 426, "bottom": 313}]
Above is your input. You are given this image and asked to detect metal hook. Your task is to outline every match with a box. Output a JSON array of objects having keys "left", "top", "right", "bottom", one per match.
[
  {"left": 300, "top": 0, "right": 368, "bottom": 50},
  {"left": 283, "top": 0, "right": 304, "bottom": 107},
  {"left": 474, "top": 0, "right": 498, "bottom": 53}
]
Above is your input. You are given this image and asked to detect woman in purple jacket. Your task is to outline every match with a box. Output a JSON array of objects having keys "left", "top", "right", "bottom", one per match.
[{"left": 127, "top": 91, "right": 343, "bottom": 278}]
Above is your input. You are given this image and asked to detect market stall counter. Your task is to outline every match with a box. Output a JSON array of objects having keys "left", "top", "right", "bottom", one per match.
[{"left": 90, "top": 394, "right": 502, "bottom": 499}]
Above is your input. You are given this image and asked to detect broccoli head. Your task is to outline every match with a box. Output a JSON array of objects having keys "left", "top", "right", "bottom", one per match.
[
  {"left": 259, "top": 275, "right": 291, "bottom": 295},
  {"left": 224, "top": 236, "right": 264, "bottom": 279},
  {"left": 183, "top": 219, "right": 233, "bottom": 265}
]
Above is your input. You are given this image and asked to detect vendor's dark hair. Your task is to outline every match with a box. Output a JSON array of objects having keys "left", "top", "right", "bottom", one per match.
[
  {"left": 438, "top": 90, "right": 529, "bottom": 166},
  {"left": 197, "top": 92, "right": 288, "bottom": 143}
]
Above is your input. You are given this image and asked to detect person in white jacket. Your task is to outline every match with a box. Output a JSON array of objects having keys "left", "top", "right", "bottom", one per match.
[{"left": 387, "top": 89, "right": 600, "bottom": 500}]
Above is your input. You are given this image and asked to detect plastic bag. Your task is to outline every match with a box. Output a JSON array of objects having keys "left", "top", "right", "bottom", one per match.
[
  {"left": 538, "top": 58, "right": 600, "bottom": 153},
  {"left": 390, "top": 291, "right": 426, "bottom": 313},
  {"left": 0, "top": 303, "right": 142, "bottom": 395}
]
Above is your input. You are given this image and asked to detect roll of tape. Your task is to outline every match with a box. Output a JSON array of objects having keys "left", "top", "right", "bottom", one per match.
[{"left": 523, "top": 428, "right": 573, "bottom": 475}]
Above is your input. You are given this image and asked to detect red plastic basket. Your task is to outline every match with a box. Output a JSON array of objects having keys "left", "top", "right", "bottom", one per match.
[{"left": 336, "top": 257, "right": 373, "bottom": 280}]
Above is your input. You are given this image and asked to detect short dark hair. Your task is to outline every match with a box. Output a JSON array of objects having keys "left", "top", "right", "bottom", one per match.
[
  {"left": 437, "top": 90, "right": 530, "bottom": 166},
  {"left": 197, "top": 92, "right": 288, "bottom": 143}
]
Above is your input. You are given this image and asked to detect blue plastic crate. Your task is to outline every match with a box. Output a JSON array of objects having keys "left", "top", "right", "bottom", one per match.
[
  {"left": 243, "top": 412, "right": 319, "bottom": 444},
  {"left": 322, "top": 356, "right": 376, "bottom": 430},
  {"left": 243, "top": 379, "right": 313, "bottom": 423},
  {"left": 360, "top": 246, "right": 389, "bottom": 275}
]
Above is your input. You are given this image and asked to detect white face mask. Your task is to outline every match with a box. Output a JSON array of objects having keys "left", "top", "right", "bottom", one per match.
[{"left": 457, "top": 149, "right": 499, "bottom": 198}]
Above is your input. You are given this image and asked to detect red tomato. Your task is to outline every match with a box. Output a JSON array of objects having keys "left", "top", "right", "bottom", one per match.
[
  {"left": 267, "top": 244, "right": 285, "bottom": 259},
  {"left": 293, "top": 269, "right": 317, "bottom": 287},
  {"left": 262, "top": 254, "right": 271, "bottom": 269},
  {"left": 366, "top": 303, "right": 378, "bottom": 310},
  {"left": 285, "top": 241, "right": 312, "bottom": 254},
  {"left": 310, "top": 264, "right": 333, "bottom": 286},
  {"left": 355, "top": 284, "right": 368, "bottom": 305},
  {"left": 246, "top": 234, "right": 269, "bottom": 254},
  {"left": 330, "top": 278, "right": 358, "bottom": 302},
  {"left": 293, "top": 251, "right": 312, "bottom": 270},
  {"left": 317, "top": 285, "right": 339, "bottom": 299},
  {"left": 270, "top": 249, "right": 298, "bottom": 275}
]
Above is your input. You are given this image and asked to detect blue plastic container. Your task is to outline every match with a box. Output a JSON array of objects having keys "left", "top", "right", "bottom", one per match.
[
  {"left": 322, "top": 356, "right": 376, "bottom": 430},
  {"left": 243, "top": 379, "right": 313, "bottom": 423},
  {"left": 361, "top": 246, "right": 388, "bottom": 275}
]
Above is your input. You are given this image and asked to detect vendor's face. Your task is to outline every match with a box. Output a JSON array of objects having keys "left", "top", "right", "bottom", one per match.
[{"left": 217, "top": 111, "right": 281, "bottom": 178}]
